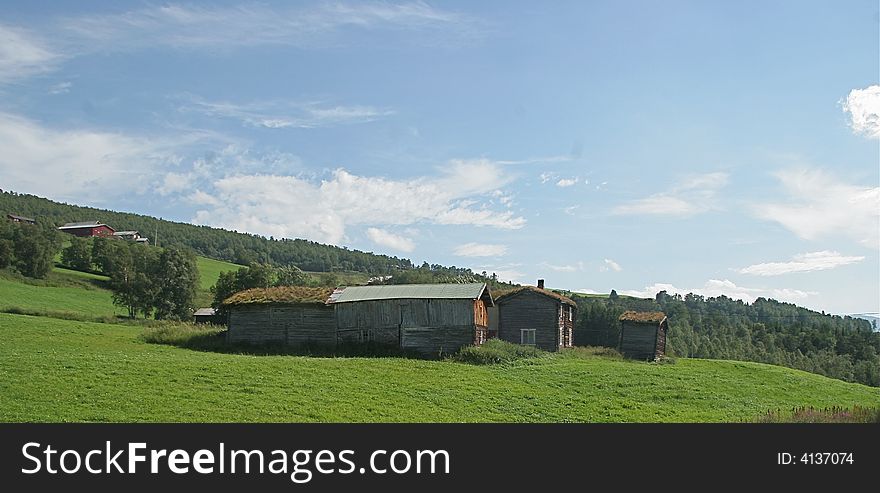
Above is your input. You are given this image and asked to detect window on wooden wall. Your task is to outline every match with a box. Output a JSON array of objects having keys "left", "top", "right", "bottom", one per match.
[{"left": 520, "top": 329, "right": 536, "bottom": 345}]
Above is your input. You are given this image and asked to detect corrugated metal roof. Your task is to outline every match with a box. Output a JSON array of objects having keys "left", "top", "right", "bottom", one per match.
[
  {"left": 331, "top": 283, "right": 488, "bottom": 303},
  {"left": 59, "top": 221, "right": 106, "bottom": 229}
]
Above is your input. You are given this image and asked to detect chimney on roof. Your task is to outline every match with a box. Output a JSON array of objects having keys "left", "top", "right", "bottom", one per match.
[{"left": 537, "top": 279, "right": 545, "bottom": 289}]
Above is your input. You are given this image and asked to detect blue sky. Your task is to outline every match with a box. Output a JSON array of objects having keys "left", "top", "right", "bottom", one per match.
[{"left": 1, "top": 1, "right": 878, "bottom": 315}]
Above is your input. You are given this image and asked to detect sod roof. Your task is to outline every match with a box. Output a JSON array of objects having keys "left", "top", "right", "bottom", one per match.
[
  {"left": 222, "top": 286, "right": 335, "bottom": 306},
  {"left": 493, "top": 286, "right": 577, "bottom": 307},
  {"left": 619, "top": 311, "right": 667, "bottom": 323}
]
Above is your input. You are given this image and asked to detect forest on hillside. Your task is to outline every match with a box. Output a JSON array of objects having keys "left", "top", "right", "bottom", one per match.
[{"left": 571, "top": 291, "right": 880, "bottom": 387}]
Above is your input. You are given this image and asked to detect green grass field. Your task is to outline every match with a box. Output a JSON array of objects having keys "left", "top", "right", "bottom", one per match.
[
  {"left": 0, "top": 313, "right": 876, "bottom": 423},
  {"left": 196, "top": 256, "right": 244, "bottom": 291},
  {"left": 0, "top": 268, "right": 123, "bottom": 318}
]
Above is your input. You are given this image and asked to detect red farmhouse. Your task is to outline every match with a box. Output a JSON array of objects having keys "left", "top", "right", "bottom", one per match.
[{"left": 58, "top": 221, "right": 116, "bottom": 238}]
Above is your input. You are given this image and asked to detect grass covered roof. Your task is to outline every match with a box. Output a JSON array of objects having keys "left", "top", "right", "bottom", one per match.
[
  {"left": 223, "top": 286, "right": 335, "bottom": 306},
  {"left": 619, "top": 311, "right": 667, "bottom": 323},
  {"left": 493, "top": 286, "right": 577, "bottom": 307}
]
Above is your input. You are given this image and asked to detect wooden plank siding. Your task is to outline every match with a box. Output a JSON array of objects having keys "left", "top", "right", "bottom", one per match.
[
  {"left": 227, "top": 303, "right": 335, "bottom": 346},
  {"left": 618, "top": 320, "right": 667, "bottom": 360},
  {"left": 497, "top": 290, "right": 561, "bottom": 351}
]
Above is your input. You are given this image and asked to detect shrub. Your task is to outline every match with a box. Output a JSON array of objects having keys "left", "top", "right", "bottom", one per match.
[
  {"left": 140, "top": 323, "right": 226, "bottom": 349},
  {"left": 560, "top": 346, "right": 623, "bottom": 360},
  {"left": 451, "top": 339, "right": 545, "bottom": 365},
  {"left": 756, "top": 406, "right": 880, "bottom": 423}
]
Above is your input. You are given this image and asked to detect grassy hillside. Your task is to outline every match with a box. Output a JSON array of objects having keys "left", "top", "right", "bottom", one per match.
[
  {"left": 0, "top": 268, "right": 123, "bottom": 318},
  {"left": 0, "top": 313, "right": 876, "bottom": 423},
  {"left": 196, "top": 256, "right": 244, "bottom": 291},
  {"left": 0, "top": 257, "right": 242, "bottom": 317}
]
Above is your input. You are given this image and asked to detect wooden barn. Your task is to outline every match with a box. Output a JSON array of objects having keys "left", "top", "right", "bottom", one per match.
[
  {"left": 330, "top": 283, "right": 493, "bottom": 354},
  {"left": 224, "top": 287, "right": 336, "bottom": 346},
  {"left": 618, "top": 311, "right": 668, "bottom": 360},
  {"left": 57, "top": 221, "right": 115, "bottom": 238},
  {"left": 493, "top": 280, "right": 577, "bottom": 352}
]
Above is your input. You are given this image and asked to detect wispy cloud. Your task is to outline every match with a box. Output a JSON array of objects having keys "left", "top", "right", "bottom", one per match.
[
  {"left": 619, "top": 279, "right": 817, "bottom": 305},
  {"left": 754, "top": 168, "right": 879, "bottom": 248},
  {"left": 47, "top": 81, "right": 72, "bottom": 94},
  {"left": 179, "top": 95, "right": 393, "bottom": 129},
  {"left": 841, "top": 85, "right": 880, "bottom": 139},
  {"left": 600, "top": 258, "right": 622, "bottom": 272},
  {"left": 613, "top": 172, "right": 728, "bottom": 216},
  {"left": 737, "top": 251, "right": 865, "bottom": 276},
  {"left": 0, "top": 24, "right": 60, "bottom": 84},
  {"left": 454, "top": 242, "right": 508, "bottom": 257},
  {"left": 189, "top": 158, "right": 525, "bottom": 244},
  {"left": 366, "top": 227, "right": 415, "bottom": 252},
  {"left": 57, "top": 2, "right": 479, "bottom": 53},
  {"left": 540, "top": 261, "right": 584, "bottom": 273},
  {"left": 555, "top": 177, "right": 578, "bottom": 187},
  {"left": 0, "top": 111, "right": 190, "bottom": 203}
]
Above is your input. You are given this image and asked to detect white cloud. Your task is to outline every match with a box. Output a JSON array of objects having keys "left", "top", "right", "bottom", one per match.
[
  {"left": 48, "top": 81, "right": 72, "bottom": 94},
  {"left": 563, "top": 205, "right": 580, "bottom": 216},
  {"left": 613, "top": 172, "right": 728, "bottom": 216},
  {"left": 179, "top": 96, "right": 394, "bottom": 129},
  {"left": 555, "top": 177, "right": 578, "bottom": 187},
  {"left": 0, "top": 112, "right": 181, "bottom": 202},
  {"left": 454, "top": 243, "right": 508, "bottom": 257},
  {"left": 540, "top": 261, "right": 584, "bottom": 273},
  {"left": 539, "top": 172, "right": 554, "bottom": 184},
  {"left": 755, "top": 168, "right": 879, "bottom": 248},
  {"left": 737, "top": 251, "right": 865, "bottom": 276},
  {"left": 191, "top": 158, "right": 525, "bottom": 244},
  {"left": 619, "top": 279, "right": 817, "bottom": 305},
  {"left": 58, "top": 2, "right": 476, "bottom": 52},
  {"left": 472, "top": 266, "right": 527, "bottom": 284},
  {"left": 600, "top": 258, "right": 622, "bottom": 272},
  {"left": 366, "top": 227, "right": 415, "bottom": 252},
  {"left": 157, "top": 172, "right": 192, "bottom": 196},
  {"left": 0, "top": 24, "right": 60, "bottom": 84},
  {"left": 842, "top": 85, "right": 880, "bottom": 139}
]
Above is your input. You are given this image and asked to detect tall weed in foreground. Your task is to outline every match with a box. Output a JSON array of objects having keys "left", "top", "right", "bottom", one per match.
[{"left": 756, "top": 406, "right": 880, "bottom": 423}]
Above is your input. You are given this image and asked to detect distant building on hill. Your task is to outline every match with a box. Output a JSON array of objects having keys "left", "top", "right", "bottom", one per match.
[
  {"left": 6, "top": 214, "right": 36, "bottom": 225},
  {"left": 492, "top": 279, "right": 577, "bottom": 352},
  {"left": 58, "top": 221, "right": 115, "bottom": 238},
  {"left": 113, "top": 230, "right": 149, "bottom": 244},
  {"left": 618, "top": 311, "right": 668, "bottom": 360}
]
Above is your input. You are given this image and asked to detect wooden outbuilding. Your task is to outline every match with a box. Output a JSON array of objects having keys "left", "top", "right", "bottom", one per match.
[
  {"left": 618, "top": 311, "right": 668, "bottom": 360},
  {"left": 330, "top": 283, "right": 493, "bottom": 355},
  {"left": 493, "top": 280, "right": 577, "bottom": 352},
  {"left": 193, "top": 307, "right": 218, "bottom": 324},
  {"left": 224, "top": 287, "right": 336, "bottom": 346}
]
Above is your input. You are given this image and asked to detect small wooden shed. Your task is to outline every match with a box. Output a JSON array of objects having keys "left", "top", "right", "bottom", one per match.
[
  {"left": 618, "top": 311, "right": 668, "bottom": 360},
  {"left": 193, "top": 307, "right": 217, "bottom": 324},
  {"left": 223, "top": 287, "right": 335, "bottom": 346},
  {"left": 493, "top": 282, "right": 577, "bottom": 352},
  {"left": 330, "top": 283, "right": 493, "bottom": 354}
]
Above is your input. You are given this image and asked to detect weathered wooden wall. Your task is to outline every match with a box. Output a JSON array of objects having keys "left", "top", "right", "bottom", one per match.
[
  {"left": 227, "top": 303, "right": 335, "bottom": 346},
  {"left": 619, "top": 321, "right": 660, "bottom": 360},
  {"left": 334, "top": 298, "right": 481, "bottom": 354},
  {"left": 497, "top": 290, "right": 560, "bottom": 351}
]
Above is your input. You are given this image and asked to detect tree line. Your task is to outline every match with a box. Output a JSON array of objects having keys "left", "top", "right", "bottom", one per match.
[
  {"left": 0, "top": 219, "right": 61, "bottom": 279},
  {"left": 65, "top": 236, "right": 200, "bottom": 320},
  {"left": 572, "top": 290, "right": 880, "bottom": 387}
]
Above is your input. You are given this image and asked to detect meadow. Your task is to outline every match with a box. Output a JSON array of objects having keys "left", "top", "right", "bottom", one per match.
[{"left": 0, "top": 313, "right": 877, "bottom": 423}]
